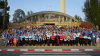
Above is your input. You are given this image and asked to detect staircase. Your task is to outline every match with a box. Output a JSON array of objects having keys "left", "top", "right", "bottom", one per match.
[{"left": 0, "top": 38, "right": 4, "bottom": 46}]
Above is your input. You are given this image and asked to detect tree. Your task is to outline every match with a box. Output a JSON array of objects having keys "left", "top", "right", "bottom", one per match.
[
  {"left": 90, "top": 0, "right": 100, "bottom": 26},
  {"left": 82, "top": 0, "right": 92, "bottom": 22},
  {"left": 27, "top": 11, "right": 33, "bottom": 16},
  {"left": 0, "top": 0, "right": 10, "bottom": 29},
  {"left": 74, "top": 15, "right": 83, "bottom": 22},
  {"left": 13, "top": 9, "right": 25, "bottom": 22}
]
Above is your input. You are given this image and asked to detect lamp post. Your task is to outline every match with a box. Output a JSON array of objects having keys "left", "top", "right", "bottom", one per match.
[{"left": 3, "top": 0, "right": 7, "bottom": 30}]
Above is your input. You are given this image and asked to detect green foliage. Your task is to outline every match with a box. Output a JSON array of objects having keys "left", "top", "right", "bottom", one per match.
[
  {"left": 0, "top": 0, "right": 10, "bottom": 29},
  {"left": 80, "top": 21, "right": 93, "bottom": 28},
  {"left": 13, "top": 9, "right": 25, "bottom": 22},
  {"left": 74, "top": 15, "right": 83, "bottom": 22},
  {"left": 82, "top": 0, "right": 92, "bottom": 22},
  {"left": 90, "top": 0, "right": 100, "bottom": 26},
  {"left": 83, "top": 0, "right": 100, "bottom": 26}
]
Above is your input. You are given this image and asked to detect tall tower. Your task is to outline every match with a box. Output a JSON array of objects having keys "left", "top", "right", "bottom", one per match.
[{"left": 60, "top": 0, "right": 66, "bottom": 14}]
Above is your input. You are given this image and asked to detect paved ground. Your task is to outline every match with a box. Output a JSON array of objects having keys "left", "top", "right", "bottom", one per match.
[
  {"left": 0, "top": 46, "right": 100, "bottom": 49},
  {"left": 0, "top": 51, "right": 100, "bottom": 56}
]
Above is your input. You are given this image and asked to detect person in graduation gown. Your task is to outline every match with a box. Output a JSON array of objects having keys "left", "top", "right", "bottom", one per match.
[
  {"left": 55, "top": 33, "right": 60, "bottom": 46},
  {"left": 39, "top": 34, "right": 42, "bottom": 46},
  {"left": 87, "top": 35, "right": 92, "bottom": 46},
  {"left": 42, "top": 33, "right": 46, "bottom": 46},
  {"left": 51, "top": 33, "right": 55, "bottom": 46},
  {"left": 59, "top": 33, "right": 64, "bottom": 46}
]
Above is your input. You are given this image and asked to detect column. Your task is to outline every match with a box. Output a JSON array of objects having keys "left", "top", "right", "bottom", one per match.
[
  {"left": 35, "top": 16, "right": 36, "bottom": 24},
  {"left": 62, "top": 16, "right": 64, "bottom": 24},
  {"left": 66, "top": 17, "right": 67, "bottom": 22},
  {"left": 31, "top": 16, "right": 33, "bottom": 24},
  {"left": 58, "top": 16, "right": 60, "bottom": 24},
  {"left": 69, "top": 18, "right": 72, "bottom": 24},
  {"left": 38, "top": 16, "right": 40, "bottom": 24}
]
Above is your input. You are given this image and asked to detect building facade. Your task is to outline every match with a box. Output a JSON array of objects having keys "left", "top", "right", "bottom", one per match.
[{"left": 8, "top": 11, "right": 80, "bottom": 29}]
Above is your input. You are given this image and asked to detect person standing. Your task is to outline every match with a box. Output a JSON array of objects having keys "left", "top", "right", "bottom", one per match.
[
  {"left": 14, "top": 33, "right": 17, "bottom": 46},
  {"left": 42, "top": 33, "right": 46, "bottom": 46},
  {"left": 63, "top": 33, "right": 67, "bottom": 46},
  {"left": 32, "top": 34, "right": 35, "bottom": 46},
  {"left": 59, "top": 33, "right": 64, "bottom": 46},
  {"left": 51, "top": 33, "right": 55, "bottom": 46},
  {"left": 55, "top": 33, "right": 60, "bottom": 46},
  {"left": 75, "top": 33, "right": 79, "bottom": 46},
  {"left": 91, "top": 32, "right": 96, "bottom": 46},
  {"left": 29, "top": 34, "right": 32, "bottom": 46},
  {"left": 67, "top": 34, "right": 70, "bottom": 46},
  {"left": 46, "top": 32, "right": 51, "bottom": 46},
  {"left": 83, "top": 34, "right": 88, "bottom": 46},
  {"left": 96, "top": 34, "right": 99, "bottom": 46},
  {"left": 87, "top": 35, "right": 92, "bottom": 46},
  {"left": 25, "top": 34, "right": 29, "bottom": 46},
  {"left": 79, "top": 34, "right": 83, "bottom": 46},
  {"left": 35, "top": 34, "right": 39, "bottom": 46},
  {"left": 39, "top": 34, "right": 42, "bottom": 46},
  {"left": 4, "top": 34, "right": 7, "bottom": 46},
  {"left": 70, "top": 33, "right": 74, "bottom": 46}
]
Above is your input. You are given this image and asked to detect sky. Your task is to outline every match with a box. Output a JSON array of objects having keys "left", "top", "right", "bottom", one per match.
[{"left": 7, "top": 0, "right": 86, "bottom": 22}]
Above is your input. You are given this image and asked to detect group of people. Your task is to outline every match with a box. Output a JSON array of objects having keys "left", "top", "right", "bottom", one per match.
[{"left": 1, "top": 25, "right": 99, "bottom": 46}]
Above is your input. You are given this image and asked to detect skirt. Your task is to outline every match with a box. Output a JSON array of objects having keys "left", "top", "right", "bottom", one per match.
[{"left": 96, "top": 38, "right": 99, "bottom": 42}]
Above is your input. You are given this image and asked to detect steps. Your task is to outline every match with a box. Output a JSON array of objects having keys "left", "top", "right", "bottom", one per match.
[{"left": 0, "top": 38, "right": 4, "bottom": 46}]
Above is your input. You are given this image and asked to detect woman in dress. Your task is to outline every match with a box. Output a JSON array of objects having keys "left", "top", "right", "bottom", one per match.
[
  {"left": 14, "top": 33, "right": 17, "bottom": 46},
  {"left": 96, "top": 34, "right": 99, "bottom": 46}
]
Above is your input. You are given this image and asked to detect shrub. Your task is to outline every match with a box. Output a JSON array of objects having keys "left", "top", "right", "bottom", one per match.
[{"left": 80, "top": 21, "right": 93, "bottom": 28}]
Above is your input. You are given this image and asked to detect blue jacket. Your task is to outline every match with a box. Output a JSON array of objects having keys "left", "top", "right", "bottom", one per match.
[{"left": 35, "top": 36, "right": 39, "bottom": 39}]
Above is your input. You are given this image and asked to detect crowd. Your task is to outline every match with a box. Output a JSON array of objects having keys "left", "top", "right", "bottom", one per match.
[{"left": 1, "top": 25, "right": 99, "bottom": 46}]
